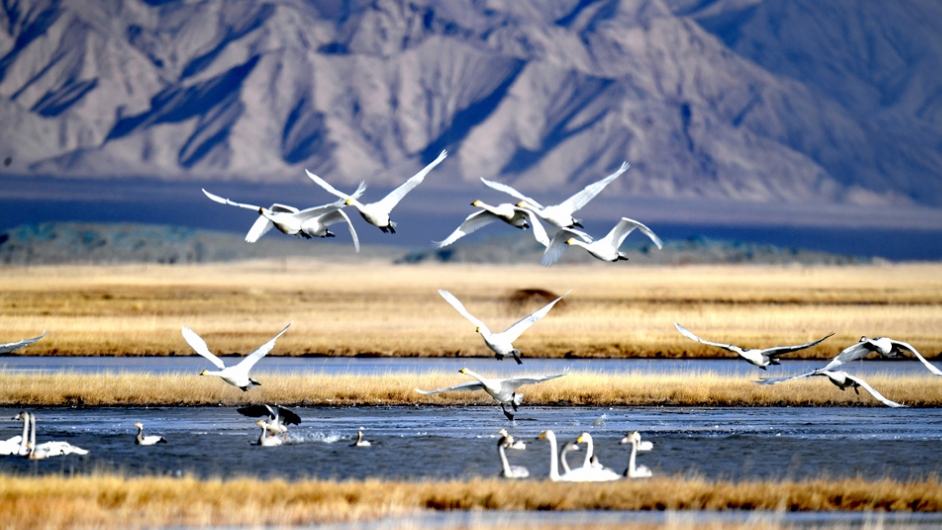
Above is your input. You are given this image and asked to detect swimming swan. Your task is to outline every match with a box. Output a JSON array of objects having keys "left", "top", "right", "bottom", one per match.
[
  {"left": 541, "top": 217, "right": 663, "bottom": 266},
  {"left": 620, "top": 432, "right": 653, "bottom": 478},
  {"left": 351, "top": 430, "right": 373, "bottom": 447},
  {"left": 201, "top": 188, "right": 362, "bottom": 251},
  {"left": 674, "top": 323, "right": 834, "bottom": 369},
  {"left": 134, "top": 422, "right": 167, "bottom": 445},
  {"left": 17, "top": 412, "right": 88, "bottom": 459},
  {"left": 481, "top": 162, "right": 630, "bottom": 228},
  {"left": 1, "top": 412, "right": 30, "bottom": 456},
  {"left": 438, "top": 289, "right": 568, "bottom": 364},
  {"left": 306, "top": 150, "right": 447, "bottom": 233},
  {"left": 536, "top": 430, "right": 618, "bottom": 482},
  {"left": 237, "top": 404, "right": 301, "bottom": 438},
  {"left": 183, "top": 322, "right": 292, "bottom": 391},
  {"left": 497, "top": 435, "right": 529, "bottom": 478},
  {"left": 0, "top": 331, "right": 47, "bottom": 354},
  {"left": 498, "top": 428, "right": 526, "bottom": 450},
  {"left": 255, "top": 420, "right": 284, "bottom": 447},
  {"left": 435, "top": 200, "right": 549, "bottom": 248},
  {"left": 416, "top": 368, "right": 567, "bottom": 420}
]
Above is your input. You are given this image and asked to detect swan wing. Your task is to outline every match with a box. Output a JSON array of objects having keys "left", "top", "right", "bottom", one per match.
[
  {"left": 500, "top": 291, "right": 569, "bottom": 342},
  {"left": 890, "top": 339, "right": 942, "bottom": 376},
  {"left": 438, "top": 289, "right": 490, "bottom": 334},
  {"left": 235, "top": 322, "right": 293, "bottom": 373},
  {"left": 274, "top": 405, "right": 302, "bottom": 425},
  {"left": 244, "top": 216, "right": 275, "bottom": 243},
  {"left": 305, "top": 169, "right": 354, "bottom": 201},
  {"left": 374, "top": 150, "right": 447, "bottom": 212},
  {"left": 673, "top": 322, "right": 741, "bottom": 353},
  {"left": 604, "top": 217, "right": 663, "bottom": 250},
  {"left": 558, "top": 161, "right": 629, "bottom": 213},
  {"left": 0, "top": 331, "right": 47, "bottom": 354},
  {"left": 479, "top": 177, "right": 544, "bottom": 210},
  {"left": 415, "top": 381, "right": 485, "bottom": 394},
  {"left": 434, "top": 209, "right": 500, "bottom": 248},
  {"left": 761, "top": 332, "right": 836, "bottom": 358},
  {"left": 237, "top": 404, "right": 278, "bottom": 419},
  {"left": 841, "top": 372, "right": 907, "bottom": 407},
  {"left": 540, "top": 228, "right": 590, "bottom": 267},
  {"left": 181, "top": 327, "right": 226, "bottom": 369},
  {"left": 294, "top": 203, "right": 345, "bottom": 222},
  {"left": 320, "top": 209, "right": 360, "bottom": 253},
  {"left": 754, "top": 370, "right": 817, "bottom": 386},
  {"left": 823, "top": 341, "right": 875, "bottom": 370},
  {"left": 202, "top": 188, "right": 261, "bottom": 211},
  {"left": 499, "top": 372, "right": 568, "bottom": 391},
  {"left": 518, "top": 208, "right": 549, "bottom": 247}
]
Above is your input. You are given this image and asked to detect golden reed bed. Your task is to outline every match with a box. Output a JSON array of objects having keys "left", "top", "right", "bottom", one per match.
[
  {"left": 0, "top": 261, "right": 940, "bottom": 360},
  {"left": 0, "top": 370, "right": 938, "bottom": 407},
  {"left": 1, "top": 474, "right": 939, "bottom": 529}
]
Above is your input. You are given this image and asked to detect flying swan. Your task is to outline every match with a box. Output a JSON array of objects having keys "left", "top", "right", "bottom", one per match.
[
  {"left": 0, "top": 331, "right": 47, "bottom": 354},
  {"left": 306, "top": 150, "right": 448, "bottom": 233},
  {"left": 481, "top": 161, "right": 631, "bottom": 228},
  {"left": 134, "top": 422, "right": 167, "bottom": 445},
  {"left": 201, "top": 188, "right": 362, "bottom": 251},
  {"left": 438, "top": 289, "right": 568, "bottom": 364},
  {"left": 540, "top": 217, "right": 663, "bottom": 266},
  {"left": 434, "top": 200, "right": 549, "bottom": 248},
  {"left": 757, "top": 369, "right": 906, "bottom": 407},
  {"left": 674, "top": 323, "right": 834, "bottom": 369},
  {"left": 415, "top": 368, "right": 567, "bottom": 420},
  {"left": 182, "top": 322, "right": 292, "bottom": 391}
]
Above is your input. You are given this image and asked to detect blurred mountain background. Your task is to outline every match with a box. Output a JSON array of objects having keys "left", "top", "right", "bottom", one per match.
[{"left": 1, "top": 0, "right": 941, "bottom": 260}]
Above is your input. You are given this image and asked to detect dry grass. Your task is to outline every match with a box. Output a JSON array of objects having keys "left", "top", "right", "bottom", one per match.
[
  {"left": 0, "top": 473, "right": 939, "bottom": 529},
  {"left": 0, "top": 261, "right": 940, "bottom": 359},
  {"left": 0, "top": 370, "right": 938, "bottom": 407}
]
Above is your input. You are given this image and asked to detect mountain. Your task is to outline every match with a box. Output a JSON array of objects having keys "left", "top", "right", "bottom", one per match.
[{"left": 0, "top": 0, "right": 939, "bottom": 209}]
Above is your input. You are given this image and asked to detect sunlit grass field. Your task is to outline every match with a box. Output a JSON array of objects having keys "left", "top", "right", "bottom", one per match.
[{"left": 1, "top": 261, "right": 940, "bottom": 360}]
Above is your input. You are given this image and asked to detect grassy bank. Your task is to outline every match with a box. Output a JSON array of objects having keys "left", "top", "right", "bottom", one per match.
[
  {"left": 0, "top": 370, "right": 938, "bottom": 407},
  {"left": 0, "top": 473, "right": 939, "bottom": 529},
  {"left": 1, "top": 261, "right": 940, "bottom": 359}
]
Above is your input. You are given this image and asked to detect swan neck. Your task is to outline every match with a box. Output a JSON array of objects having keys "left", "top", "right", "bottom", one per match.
[
  {"left": 582, "top": 435, "right": 593, "bottom": 468},
  {"left": 498, "top": 444, "right": 512, "bottom": 476},
  {"left": 628, "top": 440, "right": 638, "bottom": 476},
  {"left": 546, "top": 432, "right": 559, "bottom": 480}
]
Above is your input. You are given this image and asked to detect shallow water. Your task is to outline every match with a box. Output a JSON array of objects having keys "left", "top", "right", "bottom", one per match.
[{"left": 1, "top": 405, "right": 940, "bottom": 482}]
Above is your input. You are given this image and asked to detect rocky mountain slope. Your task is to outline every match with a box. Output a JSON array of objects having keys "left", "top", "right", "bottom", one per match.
[{"left": 0, "top": 0, "right": 939, "bottom": 207}]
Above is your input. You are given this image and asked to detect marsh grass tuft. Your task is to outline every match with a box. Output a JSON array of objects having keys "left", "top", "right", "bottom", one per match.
[
  {"left": 0, "top": 370, "right": 938, "bottom": 407},
  {"left": 0, "top": 473, "right": 940, "bottom": 528}
]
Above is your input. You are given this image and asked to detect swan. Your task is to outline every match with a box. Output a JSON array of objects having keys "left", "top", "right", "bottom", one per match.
[
  {"left": 416, "top": 368, "right": 567, "bottom": 420},
  {"left": 536, "top": 430, "right": 619, "bottom": 482},
  {"left": 559, "top": 439, "right": 581, "bottom": 474},
  {"left": 437, "top": 289, "right": 568, "bottom": 364},
  {"left": 674, "top": 323, "right": 834, "bottom": 369},
  {"left": 497, "top": 436, "right": 529, "bottom": 479},
  {"left": 620, "top": 432, "right": 653, "bottom": 478},
  {"left": 17, "top": 412, "right": 88, "bottom": 459},
  {"left": 182, "top": 322, "right": 292, "bottom": 391},
  {"left": 351, "top": 430, "right": 373, "bottom": 447},
  {"left": 1, "top": 412, "right": 30, "bottom": 456},
  {"left": 541, "top": 217, "right": 663, "bottom": 266},
  {"left": 481, "top": 161, "right": 630, "bottom": 228},
  {"left": 0, "top": 331, "right": 47, "bottom": 354},
  {"left": 574, "top": 432, "right": 619, "bottom": 473},
  {"left": 134, "top": 422, "right": 167, "bottom": 445},
  {"left": 498, "top": 428, "right": 526, "bottom": 450},
  {"left": 434, "top": 200, "right": 549, "bottom": 248},
  {"left": 255, "top": 420, "right": 284, "bottom": 447},
  {"left": 237, "top": 404, "right": 301, "bottom": 438},
  {"left": 818, "top": 337, "right": 941, "bottom": 375},
  {"left": 758, "top": 369, "right": 906, "bottom": 407},
  {"left": 305, "top": 150, "right": 447, "bottom": 233},
  {"left": 201, "top": 188, "right": 362, "bottom": 250}
]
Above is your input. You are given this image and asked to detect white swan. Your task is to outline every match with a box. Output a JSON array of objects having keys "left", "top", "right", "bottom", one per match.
[
  {"left": 536, "top": 430, "right": 618, "bottom": 482},
  {"left": 351, "top": 430, "right": 373, "bottom": 447},
  {"left": 306, "top": 150, "right": 447, "bottom": 233},
  {"left": 674, "top": 323, "right": 834, "bottom": 369},
  {"left": 416, "top": 368, "right": 567, "bottom": 420},
  {"left": 498, "top": 428, "right": 526, "bottom": 450},
  {"left": 134, "top": 422, "right": 167, "bottom": 445},
  {"left": 437, "top": 289, "right": 568, "bottom": 364},
  {"left": 620, "top": 432, "right": 653, "bottom": 478},
  {"left": 758, "top": 369, "right": 906, "bottom": 407},
  {"left": 1, "top": 412, "right": 30, "bottom": 456},
  {"left": 17, "top": 412, "right": 88, "bottom": 459},
  {"left": 237, "top": 404, "right": 301, "bottom": 438},
  {"left": 201, "top": 188, "right": 362, "bottom": 251},
  {"left": 182, "top": 322, "right": 292, "bottom": 391},
  {"left": 559, "top": 439, "right": 581, "bottom": 474},
  {"left": 820, "top": 337, "right": 942, "bottom": 375},
  {"left": 435, "top": 200, "right": 549, "bottom": 248},
  {"left": 0, "top": 331, "right": 47, "bottom": 354},
  {"left": 541, "top": 217, "right": 663, "bottom": 266},
  {"left": 497, "top": 435, "right": 529, "bottom": 479},
  {"left": 481, "top": 161, "right": 630, "bottom": 228},
  {"left": 255, "top": 420, "right": 284, "bottom": 447}
]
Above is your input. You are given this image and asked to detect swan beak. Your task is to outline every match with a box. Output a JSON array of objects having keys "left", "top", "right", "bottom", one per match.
[
  {"left": 459, "top": 367, "right": 468, "bottom": 374},
  {"left": 537, "top": 431, "right": 547, "bottom": 440},
  {"left": 516, "top": 201, "right": 525, "bottom": 207},
  {"left": 576, "top": 434, "right": 586, "bottom": 443},
  {"left": 474, "top": 326, "right": 481, "bottom": 333},
  {"left": 345, "top": 199, "right": 353, "bottom": 205},
  {"left": 134, "top": 422, "right": 143, "bottom": 428},
  {"left": 565, "top": 238, "right": 575, "bottom": 245},
  {"left": 471, "top": 200, "right": 481, "bottom": 207},
  {"left": 199, "top": 370, "right": 207, "bottom": 376},
  {"left": 257, "top": 207, "right": 264, "bottom": 214}
]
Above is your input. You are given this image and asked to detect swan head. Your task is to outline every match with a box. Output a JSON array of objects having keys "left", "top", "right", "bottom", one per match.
[
  {"left": 537, "top": 430, "right": 551, "bottom": 440},
  {"left": 619, "top": 431, "right": 642, "bottom": 445},
  {"left": 498, "top": 429, "right": 509, "bottom": 437},
  {"left": 474, "top": 326, "right": 481, "bottom": 334},
  {"left": 199, "top": 369, "right": 208, "bottom": 376},
  {"left": 565, "top": 238, "right": 576, "bottom": 245},
  {"left": 459, "top": 367, "right": 468, "bottom": 374},
  {"left": 575, "top": 433, "right": 589, "bottom": 444},
  {"left": 471, "top": 200, "right": 483, "bottom": 207},
  {"left": 859, "top": 336, "right": 870, "bottom": 342},
  {"left": 134, "top": 422, "right": 143, "bottom": 429},
  {"left": 345, "top": 198, "right": 353, "bottom": 205}
]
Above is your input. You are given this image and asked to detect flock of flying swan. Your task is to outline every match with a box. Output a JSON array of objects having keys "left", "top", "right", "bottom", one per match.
[{"left": 1, "top": 154, "right": 937, "bottom": 478}]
